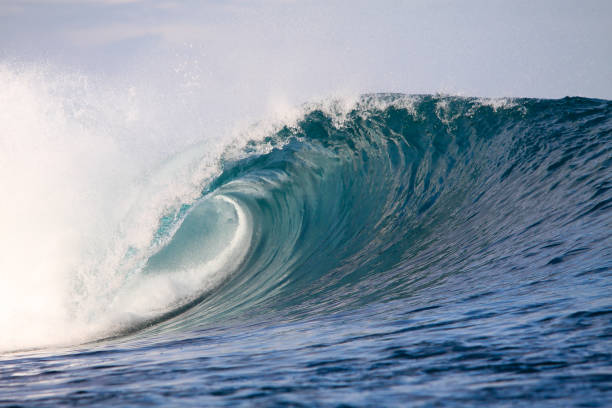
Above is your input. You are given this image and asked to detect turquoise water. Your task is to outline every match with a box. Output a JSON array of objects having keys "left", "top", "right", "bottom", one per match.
[{"left": 1, "top": 95, "right": 611, "bottom": 406}]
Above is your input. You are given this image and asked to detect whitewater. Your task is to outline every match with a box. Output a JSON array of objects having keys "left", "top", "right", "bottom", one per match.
[{"left": 0, "top": 64, "right": 611, "bottom": 406}]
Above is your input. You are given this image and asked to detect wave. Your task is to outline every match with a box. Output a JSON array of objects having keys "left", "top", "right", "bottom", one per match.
[
  {"left": 1, "top": 88, "right": 610, "bottom": 351},
  {"left": 146, "top": 94, "right": 611, "bottom": 332}
]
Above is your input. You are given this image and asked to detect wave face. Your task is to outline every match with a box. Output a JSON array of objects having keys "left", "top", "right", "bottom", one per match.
[
  {"left": 2, "top": 94, "right": 611, "bottom": 406},
  {"left": 141, "top": 95, "right": 611, "bottom": 329}
]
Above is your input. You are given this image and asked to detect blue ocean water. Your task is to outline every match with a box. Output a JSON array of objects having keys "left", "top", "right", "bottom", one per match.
[{"left": 1, "top": 95, "right": 611, "bottom": 406}]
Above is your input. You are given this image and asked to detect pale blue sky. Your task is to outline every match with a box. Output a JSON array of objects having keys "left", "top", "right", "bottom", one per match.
[{"left": 2, "top": 0, "right": 611, "bottom": 99}]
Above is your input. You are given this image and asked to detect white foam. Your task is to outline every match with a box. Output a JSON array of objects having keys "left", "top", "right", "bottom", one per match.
[
  {"left": 0, "top": 63, "right": 251, "bottom": 351},
  {"left": 473, "top": 97, "right": 523, "bottom": 112}
]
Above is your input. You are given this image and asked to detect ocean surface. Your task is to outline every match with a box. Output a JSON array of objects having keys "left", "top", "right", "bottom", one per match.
[{"left": 1, "top": 94, "right": 611, "bottom": 407}]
